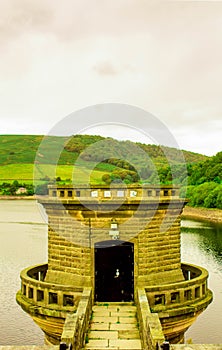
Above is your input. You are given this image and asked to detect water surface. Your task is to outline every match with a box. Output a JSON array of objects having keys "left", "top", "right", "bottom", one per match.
[
  {"left": 182, "top": 219, "right": 222, "bottom": 343},
  {"left": 0, "top": 200, "right": 47, "bottom": 345}
]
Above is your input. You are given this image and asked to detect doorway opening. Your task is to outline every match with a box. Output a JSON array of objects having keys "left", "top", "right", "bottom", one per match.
[{"left": 94, "top": 240, "right": 134, "bottom": 302}]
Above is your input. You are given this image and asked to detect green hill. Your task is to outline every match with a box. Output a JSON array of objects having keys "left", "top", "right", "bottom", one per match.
[
  {"left": 0, "top": 134, "right": 208, "bottom": 166},
  {"left": 0, "top": 135, "right": 75, "bottom": 165},
  {"left": 0, "top": 134, "right": 210, "bottom": 187},
  {"left": 1, "top": 134, "right": 221, "bottom": 208}
]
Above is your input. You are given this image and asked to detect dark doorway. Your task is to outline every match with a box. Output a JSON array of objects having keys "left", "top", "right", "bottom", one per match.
[{"left": 95, "top": 240, "right": 134, "bottom": 302}]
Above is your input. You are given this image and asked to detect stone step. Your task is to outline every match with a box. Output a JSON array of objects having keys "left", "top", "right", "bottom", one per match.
[
  {"left": 85, "top": 338, "right": 142, "bottom": 349},
  {"left": 87, "top": 329, "right": 140, "bottom": 340},
  {"left": 85, "top": 303, "right": 142, "bottom": 349},
  {"left": 85, "top": 348, "right": 141, "bottom": 350}
]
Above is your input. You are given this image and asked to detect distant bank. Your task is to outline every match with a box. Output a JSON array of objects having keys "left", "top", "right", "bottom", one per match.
[
  {"left": 0, "top": 195, "right": 36, "bottom": 200},
  {"left": 182, "top": 206, "right": 222, "bottom": 224},
  {"left": 0, "top": 195, "right": 221, "bottom": 225}
]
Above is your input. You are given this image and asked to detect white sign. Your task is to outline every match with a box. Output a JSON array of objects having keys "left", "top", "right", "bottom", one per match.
[
  {"left": 117, "top": 190, "right": 125, "bottom": 197},
  {"left": 130, "top": 190, "right": 137, "bottom": 197},
  {"left": 91, "top": 190, "right": 98, "bottom": 197},
  {"left": 104, "top": 191, "right": 111, "bottom": 197}
]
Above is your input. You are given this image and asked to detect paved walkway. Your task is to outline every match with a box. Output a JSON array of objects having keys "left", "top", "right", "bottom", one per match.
[{"left": 85, "top": 303, "right": 142, "bottom": 349}]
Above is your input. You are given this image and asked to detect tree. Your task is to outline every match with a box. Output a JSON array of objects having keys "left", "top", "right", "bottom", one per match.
[
  {"left": 102, "top": 173, "right": 111, "bottom": 184},
  {"left": 35, "top": 183, "right": 49, "bottom": 195},
  {"left": 204, "top": 186, "right": 221, "bottom": 208}
]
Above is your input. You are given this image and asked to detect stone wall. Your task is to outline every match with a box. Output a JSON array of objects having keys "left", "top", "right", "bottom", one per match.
[
  {"left": 136, "top": 207, "right": 183, "bottom": 286},
  {"left": 46, "top": 214, "right": 91, "bottom": 286},
  {"left": 172, "top": 346, "right": 222, "bottom": 350},
  {"left": 136, "top": 288, "right": 165, "bottom": 350},
  {"left": 0, "top": 347, "right": 57, "bottom": 350},
  {"left": 1, "top": 345, "right": 222, "bottom": 350},
  {"left": 61, "top": 287, "right": 92, "bottom": 349},
  {"left": 40, "top": 195, "right": 185, "bottom": 289}
]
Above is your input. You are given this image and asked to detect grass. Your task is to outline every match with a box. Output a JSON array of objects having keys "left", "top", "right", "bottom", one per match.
[
  {"left": 0, "top": 134, "right": 209, "bottom": 187},
  {"left": 0, "top": 135, "right": 118, "bottom": 185},
  {"left": 0, "top": 163, "right": 108, "bottom": 185},
  {"left": 0, "top": 134, "right": 81, "bottom": 166},
  {"left": 0, "top": 164, "right": 34, "bottom": 181}
]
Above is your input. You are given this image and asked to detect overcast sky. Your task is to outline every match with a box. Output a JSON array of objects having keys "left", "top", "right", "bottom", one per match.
[{"left": 0, "top": 0, "right": 222, "bottom": 156}]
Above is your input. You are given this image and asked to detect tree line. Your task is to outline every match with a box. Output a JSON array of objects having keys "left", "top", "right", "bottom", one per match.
[
  {"left": 1, "top": 133, "right": 221, "bottom": 209},
  {"left": 0, "top": 181, "right": 34, "bottom": 196},
  {"left": 181, "top": 152, "right": 222, "bottom": 209}
]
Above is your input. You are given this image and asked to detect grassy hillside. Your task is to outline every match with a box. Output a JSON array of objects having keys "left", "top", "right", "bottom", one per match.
[
  {"left": 0, "top": 134, "right": 210, "bottom": 187},
  {"left": 1, "top": 134, "right": 221, "bottom": 209},
  {"left": 0, "top": 135, "right": 208, "bottom": 166},
  {"left": 0, "top": 135, "right": 78, "bottom": 165},
  {"left": 0, "top": 164, "right": 109, "bottom": 185}
]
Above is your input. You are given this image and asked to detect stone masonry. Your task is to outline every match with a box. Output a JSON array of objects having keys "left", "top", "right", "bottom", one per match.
[
  {"left": 16, "top": 184, "right": 212, "bottom": 345},
  {"left": 42, "top": 185, "right": 185, "bottom": 290}
]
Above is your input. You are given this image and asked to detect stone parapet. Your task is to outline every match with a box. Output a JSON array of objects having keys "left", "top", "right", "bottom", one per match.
[
  {"left": 137, "top": 288, "right": 165, "bottom": 350},
  {"left": 47, "top": 184, "right": 181, "bottom": 201},
  {"left": 16, "top": 264, "right": 88, "bottom": 345},
  {"left": 140, "top": 263, "right": 213, "bottom": 343},
  {"left": 1, "top": 345, "right": 222, "bottom": 350},
  {"left": 0, "top": 347, "right": 57, "bottom": 350},
  {"left": 171, "top": 346, "right": 222, "bottom": 350},
  {"left": 61, "top": 287, "right": 92, "bottom": 350},
  {"left": 17, "top": 264, "right": 83, "bottom": 313},
  {"left": 145, "top": 263, "right": 212, "bottom": 313}
]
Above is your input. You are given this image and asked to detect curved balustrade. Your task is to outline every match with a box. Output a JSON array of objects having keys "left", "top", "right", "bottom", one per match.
[
  {"left": 19, "top": 264, "right": 83, "bottom": 312},
  {"left": 145, "top": 263, "right": 212, "bottom": 312}
]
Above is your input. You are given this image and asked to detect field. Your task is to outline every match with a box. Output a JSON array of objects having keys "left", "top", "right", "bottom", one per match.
[
  {"left": 0, "top": 163, "right": 108, "bottom": 185},
  {"left": 0, "top": 134, "right": 211, "bottom": 189}
]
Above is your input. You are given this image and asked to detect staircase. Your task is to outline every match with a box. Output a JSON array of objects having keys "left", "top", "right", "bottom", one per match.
[{"left": 85, "top": 303, "right": 142, "bottom": 349}]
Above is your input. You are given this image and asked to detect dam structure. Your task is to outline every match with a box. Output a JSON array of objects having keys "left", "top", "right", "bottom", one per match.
[{"left": 16, "top": 184, "right": 212, "bottom": 348}]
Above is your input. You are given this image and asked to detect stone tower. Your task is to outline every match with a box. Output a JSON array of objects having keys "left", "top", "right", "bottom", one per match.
[{"left": 16, "top": 184, "right": 212, "bottom": 345}]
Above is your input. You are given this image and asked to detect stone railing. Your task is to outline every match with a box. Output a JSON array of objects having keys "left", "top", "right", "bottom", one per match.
[
  {"left": 2, "top": 344, "right": 222, "bottom": 350},
  {"left": 145, "top": 263, "right": 212, "bottom": 313},
  {"left": 61, "top": 287, "right": 92, "bottom": 350},
  {"left": 171, "top": 346, "right": 222, "bottom": 350},
  {"left": 18, "top": 264, "right": 83, "bottom": 312},
  {"left": 137, "top": 288, "right": 165, "bottom": 350},
  {"left": 47, "top": 184, "right": 180, "bottom": 200},
  {"left": 0, "top": 347, "right": 58, "bottom": 350}
]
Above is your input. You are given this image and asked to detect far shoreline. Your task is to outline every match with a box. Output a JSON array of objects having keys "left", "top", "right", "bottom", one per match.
[
  {"left": 182, "top": 206, "right": 222, "bottom": 224},
  {"left": 0, "top": 195, "right": 36, "bottom": 200},
  {"left": 0, "top": 196, "right": 221, "bottom": 225}
]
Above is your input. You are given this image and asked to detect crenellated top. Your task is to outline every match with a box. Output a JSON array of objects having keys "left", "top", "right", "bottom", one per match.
[{"left": 47, "top": 184, "right": 181, "bottom": 201}]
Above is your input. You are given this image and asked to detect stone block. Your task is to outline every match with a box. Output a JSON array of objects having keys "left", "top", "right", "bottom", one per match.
[
  {"left": 110, "top": 323, "right": 138, "bottom": 331},
  {"left": 88, "top": 330, "right": 118, "bottom": 339},
  {"left": 109, "top": 339, "right": 142, "bottom": 349},
  {"left": 85, "top": 339, "right": 108, "bottom": 348}
]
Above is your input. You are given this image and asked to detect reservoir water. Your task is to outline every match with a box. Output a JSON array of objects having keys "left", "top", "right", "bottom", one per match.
[{"left": 0, "top": 200, "right": 222, "bottom": 345}]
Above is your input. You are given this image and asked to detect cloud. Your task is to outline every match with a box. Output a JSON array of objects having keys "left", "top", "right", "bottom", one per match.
[
  {"left": 0, "top": 0, "right": 54, "bottom": 45},
  {"left": 0, "top": 1, "right": 221, "bottom": 156},
  {"left": 92, "top": 61, "right": 134, "bottom": 77},
  {"left": 93, "top": 61, "right": 119, "bottom": 76}
]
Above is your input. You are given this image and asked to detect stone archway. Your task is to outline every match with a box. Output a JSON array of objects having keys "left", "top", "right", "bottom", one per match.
[{"left": 94, "top": 240, "right": 134, "bottom": 302}]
